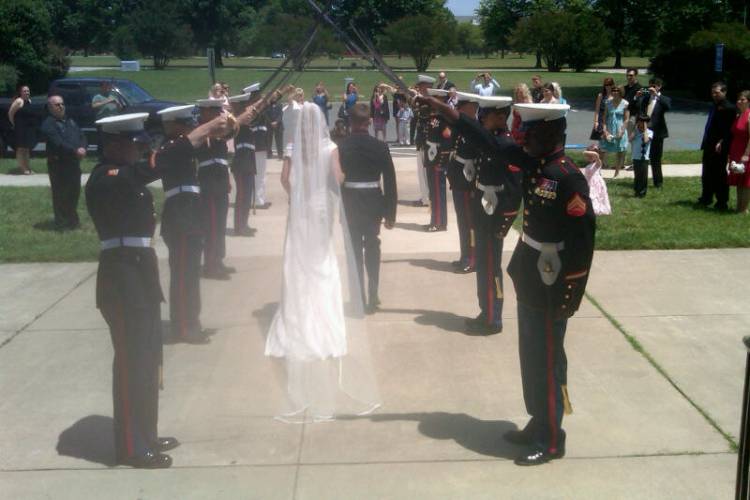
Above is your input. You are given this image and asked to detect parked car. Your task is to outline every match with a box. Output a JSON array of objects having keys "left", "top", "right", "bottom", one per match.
[{"left": 0, "top": 77, "right": 183, "bottom": 155}]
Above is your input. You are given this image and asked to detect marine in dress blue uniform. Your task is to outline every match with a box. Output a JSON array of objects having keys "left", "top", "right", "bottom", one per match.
[
  {"left": 85, "top": 113, "right": 179, "bottom": 469},
  {"left": 423, "top": 88, "right": 452, "bottom": 232},
  {"left": 229, "top": 92, "right": 257, "bottom": 236},
  {"left": 446, "top": 91, "right": 481, "bottom": 273},
  {"left": 195, "top": 99, "right": 236, "bottom": 280},
  {"left": 414, "top": 75, "right": 435, "bottom": 208},
  {"left": 154, "top": 105, "right": 210, "bottom": 345},
  {"left": 452, "top": 96, "right": 522, "bottom": 335},
  {"left": 499, "top": 103, "right": 595, "bottom": 465}
]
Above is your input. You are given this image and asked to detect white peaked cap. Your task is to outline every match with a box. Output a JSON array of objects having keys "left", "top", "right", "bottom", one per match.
[
  {"left": 426, "top": 88, "right": 448, "bottom": 97},
  {"left": 477, "top": 96, "right": 513, "bottom": 109},
  {"left": 513, "top": 103, "right": 570, "bottom": 122},
  {"left": 228, "top": 93, "right": 252, "bottom": 103},
  {"left": 417, "top": 74, "right": 436, "bottom": 84},
  {"left": 243, "top": 82, "right": 261, "bottom": 93},
  {"left": 157, "top": 105, "right": 195, "bottom": 121},
  {"left": 95, "top": 112, "right": 149, "bottom": 133},
  {"left": 195, "top": 98, "right": 225, "bottom": 108},
  {"left": 455, "top": 91, "right": 480, "bottom": 103}
]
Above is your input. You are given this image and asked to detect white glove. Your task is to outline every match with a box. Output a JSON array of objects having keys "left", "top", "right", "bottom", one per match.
[
  {"left": 481, "top": 190, "right": 498, "bottom": 215},
  {"left": 537, "top": 243, "right": 562, "bottom": 286},
  {"left": 427, "top": 142, "right": 438, "bottom": 162},
  {"left": 730, "top": 161, "right": 746, "bottom": 174}
]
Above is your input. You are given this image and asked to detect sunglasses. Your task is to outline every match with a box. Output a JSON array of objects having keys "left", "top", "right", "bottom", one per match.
[{"left": 51, "top": 103, "right": 65, "bottom": 107}]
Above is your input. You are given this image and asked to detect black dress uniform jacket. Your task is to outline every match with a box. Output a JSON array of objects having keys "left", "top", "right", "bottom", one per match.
[
  {"left": 446, "top": 133, "right": 477, "bottom": 192},
  {"left": 424, "top": 114, "right": 453, "bottom": 168},
  {"left": 338, "top": 132, "right": 398, "bottom": 226},
  {"left": 232, "top": 125, "right": 257, "bottom": 175},
  {"left": 196, "top": 139, "right": 229, "bottom": 196},
  {"left": 157, "top": 136, "right": 203, "bottom": 237}
]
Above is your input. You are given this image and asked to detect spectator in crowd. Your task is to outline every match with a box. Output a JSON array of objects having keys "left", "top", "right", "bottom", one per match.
[
  {"left": 581, "top": 145, "right": 611, "bottom": 215},
  {"left": 727, "top": 90, "right": 750, "bottom": 214},
  {"left": 591, "top": 77, "right": 615, "bottom": 167},
  {"left": 392, "top": 79, "right": 408, "bottom": 145},
  {"left": 623, "top": 68, "right": 642, "bottom": 144},
  {"left": 471, "top": 72, "right": 500, "bottom": 96},
  {"left": 370, "top": 84, "right": 390, "bottom": 142},
  {"left": 40, "top": 95, "right": 86, "bottom": 229},
  {"left": 530, "top": 75, "right": 544, "bottom": 103},
  {"left": 436, "top": 71, "right": 453, "bottom": 91},
  {"left": 511, "top": 83, "right": 533, "bottom": 145},
  {"left": 266, "top": 93, "right": 285, "bottom": 159},
  {"left": 600, "top": 85, "right": 630, "bottom": 177},
  {"left": 637, "top": 77, "right": 670, "bottom": 189},
  {"left": 313, "top": 82, "right": 331, "bottom": 124},
  {"left": 540, "top": 83, "right": 559, "bottom": 104},
  {"left": 396, "top": 101, "right": 413, "bottom": 145},
  {"left": 341, "top": 81, "right": 359, "bottom": 131},
  {"left": 330, "top": 118, "right": 348, "bottom": 145},
  {"left": 698, "top": 82, "right": 735, "bottom": 210},
  {"left": 551, "top": 82, "right": 566, "bottom": 104},
  {"left": 446, "top": 86, "right": 458, "bottom": 109},
  {"left": 630, "top": 114, "right": 654, "bottom": 197},
  {"left": 92, "top": 82, "right": 121, "bottom": 120},
  {"left": 7, "top": 84, "right": 35, "bottom": 175}
]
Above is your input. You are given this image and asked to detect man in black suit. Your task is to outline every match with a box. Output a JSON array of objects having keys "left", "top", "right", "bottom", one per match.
[
  {"left": 436, "top": 71, "right": 454, "bottom": 91},
  {"left": 338, "top": 103, "right": 398, "bottom": 314},
  {"left": 637, "top": 78, "right": 671, "bottom": 188},
  {"left": 699, "top": 82, "right": 735, "bottom": 210}
]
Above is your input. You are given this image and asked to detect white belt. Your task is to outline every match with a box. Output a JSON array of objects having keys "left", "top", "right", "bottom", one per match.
[
  {"left": 165, "top": 185, "right": 200, "bottom": 199},
  {"left": 235, "top": 142, "right": 255, "bottom": 150},
  {"left": 476, "top": 182, "right": 504, "bottom": 215},
  {"left": 522, "top": 233, "right": 565, "bottom": 252},
  {"left": 198, "top": 158, "right": 228, "bottom": 168},
  {"left": 251, "top": 126, "right": 267, "bottom": 132},
  {"left": 100, "top": 237, "right": 152, "bottom": 250},
  {"left": 344, "top": 181, "right": 380, "bottom": 189}
]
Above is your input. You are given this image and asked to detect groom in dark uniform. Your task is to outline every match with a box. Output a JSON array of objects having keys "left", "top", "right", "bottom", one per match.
[{"left": 338, "top": 103, "right": 398, "bottom": 314}]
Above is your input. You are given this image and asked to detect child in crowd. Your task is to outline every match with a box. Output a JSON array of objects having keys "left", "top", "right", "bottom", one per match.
[
  {"left": 582, "top": 144, "right": 611, "bottom": 215},
  {"left": 630, "top": 114, "right": 653, "bottom": 198},
  {"left": 396, "top": 101, "right": 413, "bottom": 145},
  {"left": 330, "top": 118, "right": 348, "bottom": 145}
]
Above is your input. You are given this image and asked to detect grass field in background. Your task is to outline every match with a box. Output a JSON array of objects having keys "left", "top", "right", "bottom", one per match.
[
  {"left": 0, "top": 176, "right": 745, "bottom": 263},
  {"left": 71, "top": 67, "right": 634, "bottom": 102},
  {"left": 70, "top": 54, "right": 652, "bottom": 71},
  {"left": 0, "top": 186, "right": 164, "bottom": 262}
]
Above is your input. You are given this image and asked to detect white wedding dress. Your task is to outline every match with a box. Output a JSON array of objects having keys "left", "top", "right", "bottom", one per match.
[{"left": 265, "top": 103, "right": 379, "bottom": 422}]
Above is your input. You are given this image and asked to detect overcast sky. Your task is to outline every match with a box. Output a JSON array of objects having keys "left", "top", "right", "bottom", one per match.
[{"left": 446, "top": 0, "right": 480, "bottom": 16}]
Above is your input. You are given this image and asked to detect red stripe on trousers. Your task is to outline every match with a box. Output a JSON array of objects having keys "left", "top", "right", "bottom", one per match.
[
  {"left": 113, "top": 304, "right": 134, "bottom": 456},
  {"left": 207, "top": 199, "right": 216, "bottom": 264},
  {"left": 545, "top": 312, "right": 558, "bottom": 452},
  {"left": 464, "top": 192, "right": 475, "bottom": 265},
  {"left": 178, "top": 234, "right": 187, "bottom": 339},
  {"left": 486, "top": 239, "right": 494, "bottom": 325},
  {"left": 433, "top": 168, "right": 442, "bottom": 226}
]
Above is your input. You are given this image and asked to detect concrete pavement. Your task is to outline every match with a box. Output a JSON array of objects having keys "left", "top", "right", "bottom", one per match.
[{"left": 0, "top": 156, "right": 744, "bottom": 499}]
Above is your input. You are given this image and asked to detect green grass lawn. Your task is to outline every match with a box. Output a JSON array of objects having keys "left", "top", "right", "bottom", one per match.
[
  {"left": 0, "top": 176, "right": 745, "bottom": 263},
  {"left": 0, "top": 158, "right": 98, "bottom": 175},
  {"left": 566, "top": 149, "right": 701, "bottom": 166},
  {"left": 0, "top": 186, "right": 163, "bottom": 262},
  {"left": 70, "top": 54, "right": 651, "bottom": 71},
  {"left": 72, "top": 66, "right": 634, "bottom": 102},
  {"left": 596, "top": 177, "right": 749, "bottom": 250}
]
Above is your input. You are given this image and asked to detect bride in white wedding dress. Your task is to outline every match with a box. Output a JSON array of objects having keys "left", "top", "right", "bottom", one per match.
[{"left": 265, "top": 102, "right": 380, "bottom": 422}]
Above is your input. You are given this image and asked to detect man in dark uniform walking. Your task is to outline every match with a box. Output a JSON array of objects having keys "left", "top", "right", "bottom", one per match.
[
  {"left": 446, "top": 91, "right": 480, "bottom": 274},
  {"left": 40, "top": 94, "right": 87, "bottom": 230},
  {"left": 423, "top": 88, "right": 453, "bottom": 232},
  {"left": 229, "top": 92, "right": 257, "bottom": 236},
  {"left": 339, "top": 103, "right": 398, "bottom": 314},
  {"left": 698, "top": 82, "right": 735, "bottom": 210},
  {"left": 154, "top": 104, "right": 215, "bottom": 345},
  {"left": 195, "top": 99, "right": 236, "bottom": 280},
  {"left": 85, "top": 113, "right": 180, "bottom": 468}
]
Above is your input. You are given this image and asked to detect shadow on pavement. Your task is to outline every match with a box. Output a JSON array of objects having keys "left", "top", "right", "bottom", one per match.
[
  {"left": 393, "top": 222, "right": 426, "bottom": 232},
  {"left": 345, "top": 412, "right": 522, "bottom": 459},
  {"left": 378, "top": 307, "right": 484, "bottom": 336},
  {"left": 383, "top": 258, "right": 455, "bottom": 273},
  {"left": 56, "top": 415, "right": 116, "bottom": 466},
  {"left": 253, "top": 302, "right": 278, "bottom": 339}
]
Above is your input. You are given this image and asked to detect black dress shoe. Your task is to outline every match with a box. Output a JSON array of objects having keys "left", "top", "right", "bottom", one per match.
[
  {"left": 156, "top": 437, "right": 180, "bottom": 452},
  {"left": 365, "top": 297, "right": 381, "bottom": 315},
  {"left": 455, "top": 265, "right": 475, "bottom": 274},
  {"left": 503, "top": 429, "right": 533, "bottom": 445},
  {"left": 234, "top": 227, "right": 257, "bottom": 237},
  {"left": 451, "top": 260, "right": 462, "bottom": 268},
  {"left": 119, "top": 451, "right": 173, "bottom": 469},
  {"left": 218, "top": 263, "right": 236, "bottom": 274},
  {"left": 183, "top": 332, "right": 211, "bottom": 344},
  {"left": 202, "top": 268, "right": 231, "bottom": 280},
  {"left": 413, "top": 200, "right": 428, "bottom": 207},
  {"left": 465, "top": 316, "right": 502, "bottom": 335},
  {"left": 514, "top": 447, "right": 565, "bottom": 466},
  {"left": 425, "top": 225, "right": 446, "bottom": 232}
]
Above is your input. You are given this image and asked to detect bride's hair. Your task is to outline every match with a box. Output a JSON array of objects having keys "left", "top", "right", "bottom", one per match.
[{"left": 297, "top": 102, "right": 331, "bottom": 167}]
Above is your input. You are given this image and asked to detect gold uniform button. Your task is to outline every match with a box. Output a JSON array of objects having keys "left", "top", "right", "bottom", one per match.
[
  {"left": 562, "top": 305, "right": 567, "bottom": 309},
  {"left": 565, "top": 294, "right": 570, "bottom": 299}
]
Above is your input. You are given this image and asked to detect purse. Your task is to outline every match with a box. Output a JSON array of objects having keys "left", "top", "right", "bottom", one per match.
[{"left": 589, "top": 126, "right": 601, "bottom": 141}]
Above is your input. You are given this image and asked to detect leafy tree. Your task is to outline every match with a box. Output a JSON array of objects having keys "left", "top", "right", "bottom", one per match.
[
  {"left": 382, "top": 12, "right": 456, "bottom": 71},
  {"left": 655, "top": 0, "right": 730, "bottom": 52},
  {"left": 476, "top": 0, "right": 528, "bottom": 57},
  {"left": 333, "top": 0, "right": 447, "bottom": 40},
  {"left": 110, "top": 25, "right": 141, "bottom": 61},
  {"left": 182, "top": 0, "right": 257, "bottom": 66},
  {"left": 0, "top": 0, "right": 69, "bottom": 92},
  {"left": 56, "top": 0, "right": 113, "bottom": 56},
  {"left": 127, "top": 0, "right": 193, "bottom": 69},
  {"left": 456, "top": 22, "right": 484, "bottom": 58}
]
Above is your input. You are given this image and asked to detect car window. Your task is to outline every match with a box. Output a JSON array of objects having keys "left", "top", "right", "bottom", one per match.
[
  {"left": 53, "top": 83, "right": 85, "bottom": 106},
  {"left": 114, "top": 81, "right": 152, "bottom": 104}
]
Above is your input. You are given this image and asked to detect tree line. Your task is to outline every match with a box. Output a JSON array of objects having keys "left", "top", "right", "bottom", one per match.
[{"left": 1, "top": 0, "right": 748, "bottom": 95}]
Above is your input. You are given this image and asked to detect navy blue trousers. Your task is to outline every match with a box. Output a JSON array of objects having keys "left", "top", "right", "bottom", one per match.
[
  {"left": 517, "top": 302, "right": 568, "bottom": 454},
  {"left": 474, "top": 228, "right": 503, "bottom": 328},
  {"left": 452, "top": 189, "right": 475, "bottom": 267},
  {"left": 427, "top": 166, "right": 447, "bottom": 228}
]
